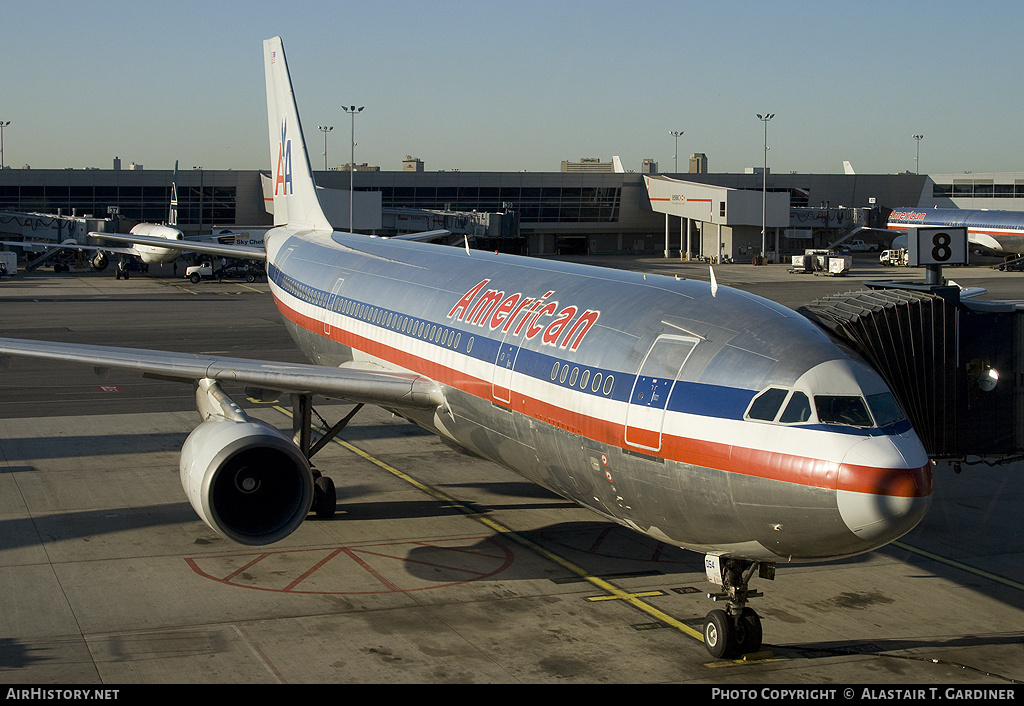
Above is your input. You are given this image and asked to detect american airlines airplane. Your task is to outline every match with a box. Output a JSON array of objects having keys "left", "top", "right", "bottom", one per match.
[
  {"left": 0, "top": 221, "right": 187, "bottom": 276},
  {"left": 0, "top": 162, "right": 237, "bottom": 276},
  {"left": 888, "top": 207, "right": 1024, "bottom": 255},
  {"left": 0, "top": 37, "right": 932, "bottom": 660}
]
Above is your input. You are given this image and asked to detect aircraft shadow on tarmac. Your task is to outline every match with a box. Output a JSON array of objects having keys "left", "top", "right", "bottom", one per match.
[
  {"left": 0, "top": 500, "right": 199, "bottom": 552},
  {"left": 0, "top": 433, "right": 189, "bottom": 461},
  {"left": 401, "top": 520, "right": 706, "bottom": 584},
  {"left": 776, "top": 631, "right": 1024, "bottom": 660},
  {"left": 0, "top": 637, "right": 49, "bottom": 670}
]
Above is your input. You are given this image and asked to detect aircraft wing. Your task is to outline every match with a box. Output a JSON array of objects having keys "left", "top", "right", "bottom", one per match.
[
  {"left": 385, "top": 229, "right": 451, "bottom": 242},
  {"left": 0, "top": 337, "right": 443, "bottom": 410},
  {"left": 0, "top": 240, "right": 140, "bottom": 257},
  {"left": 89, "top": 232, "right": 267, "bottom": 261}
]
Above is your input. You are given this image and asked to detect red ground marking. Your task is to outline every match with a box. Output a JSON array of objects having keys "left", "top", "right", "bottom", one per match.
[{"left": 184, "top": 536, "right": 514, "bottom": 595}]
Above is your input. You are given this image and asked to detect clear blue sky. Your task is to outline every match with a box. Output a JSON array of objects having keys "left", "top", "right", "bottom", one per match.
[{"left": 3, "top": 0, "right": 1023, "bottom": 175}]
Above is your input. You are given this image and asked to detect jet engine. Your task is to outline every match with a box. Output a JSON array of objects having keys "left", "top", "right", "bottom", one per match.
[
  {"left": 91, "top": 252, "right": 108, "bottom": 271},
  {"left": 180, "top": 418, "right": 314, "bottom": 545}
]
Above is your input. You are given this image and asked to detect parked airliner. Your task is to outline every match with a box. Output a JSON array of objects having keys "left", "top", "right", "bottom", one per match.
[
  {"left": 0, "top": 37, "right": 932, "bottom": 659},
  {"left": 0, "top": 221, "right": 187, "bottom": 276},
  {"left": 888, "top": 206, "right": 1024, "bottom": 255}
]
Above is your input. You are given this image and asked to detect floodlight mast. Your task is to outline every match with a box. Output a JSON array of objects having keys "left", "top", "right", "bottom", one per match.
[
  {"left": 757, "top": 113, "right": 775, "bottom": 262},
  {"left": 342, "top": 106, "right": 364, "bottom": 233}
]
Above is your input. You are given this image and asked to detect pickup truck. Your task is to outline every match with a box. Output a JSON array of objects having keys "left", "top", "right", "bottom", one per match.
[
  {"left": 185, "top": 262, "right": 263, "bottom": 283},
  {"left": 847, "top": 239, "right": 879, "bottom": 252}
]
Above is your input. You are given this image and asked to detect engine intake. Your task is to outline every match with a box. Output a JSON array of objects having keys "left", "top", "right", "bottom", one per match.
[{"left": 180, "top": 419, "right": 313, "bottom": 545}]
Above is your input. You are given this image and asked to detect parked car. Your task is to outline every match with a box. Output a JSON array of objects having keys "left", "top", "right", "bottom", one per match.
[{"left": 186, "top": 262, "right": 263, "bottom": 283}]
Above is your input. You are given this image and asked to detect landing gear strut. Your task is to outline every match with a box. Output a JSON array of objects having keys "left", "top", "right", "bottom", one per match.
[
  {"left": 703, "top": 556, "right": 774, "bottom": 659},
  {"left": 289, "top": 392, "right": 364, "bottom": 520}
]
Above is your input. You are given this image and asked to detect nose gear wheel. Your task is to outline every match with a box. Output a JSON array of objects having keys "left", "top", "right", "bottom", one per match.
[{"left": 703, "top": 558, "right": 772, "bottom": 658}]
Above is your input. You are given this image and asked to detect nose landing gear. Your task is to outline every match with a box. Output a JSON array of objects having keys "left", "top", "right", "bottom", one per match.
[{"left": 703, "top": 556, "right": 774, "bottom": 659}]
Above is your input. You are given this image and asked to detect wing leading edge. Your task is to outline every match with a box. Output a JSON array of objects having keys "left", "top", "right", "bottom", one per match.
[
  {"left": 89, "top": 232, "right": 267, "bottom": 261},
  {"left": 0, "top": 337, "right": 443, "bottom": 410}
]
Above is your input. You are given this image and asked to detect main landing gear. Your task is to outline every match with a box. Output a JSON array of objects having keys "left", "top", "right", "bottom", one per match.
[
  {"left": 285, "top": 391, "right": 367, "bottom": 520},
  {"left": 702, "top": 556, "right": 775, "bottom": 659}
]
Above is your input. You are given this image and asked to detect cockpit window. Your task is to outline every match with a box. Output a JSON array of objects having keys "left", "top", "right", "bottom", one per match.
[
  {"left": 866, "top": 392, "right": 906, "bottom": 427},
  {"left": 747, "top": 387, "right": 788, "bottom": 421},
  {"left": 779, "top": 391, "right": 812, "bottom": 423},
  {"left": 815, "top": 395, "right": 873, "bottom": 427}
]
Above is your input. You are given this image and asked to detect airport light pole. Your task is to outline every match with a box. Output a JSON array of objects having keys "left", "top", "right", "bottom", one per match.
[
  {"left": 0, "top": 121, "right": 10, "bottom": 170},
  {"left": 669, "top": 130, "right": 683, "bottom": 173},
  {"left": 913, "top": 134, "right": 924, "bottom": 174},
  {"left": 342, "top": 105, "right": 364, "bottom": 233},
  {"left": 318, "top": 125, "right": 333, "bottom": 171},
  {"left": 757, "top": 113, "right": 774, "bottom": 262},
  {"left": 192, "top": 166, "right": 204, "bottom": 232}
]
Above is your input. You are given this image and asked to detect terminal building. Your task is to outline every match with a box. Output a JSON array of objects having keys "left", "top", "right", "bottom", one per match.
[{"left": 2, "top": 164, "right": 1014, "bottom": 261}]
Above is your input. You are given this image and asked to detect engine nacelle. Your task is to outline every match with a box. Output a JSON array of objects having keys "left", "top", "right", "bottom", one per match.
[{"left": 180, "top": 419, "right": 313, "bottom": 545}]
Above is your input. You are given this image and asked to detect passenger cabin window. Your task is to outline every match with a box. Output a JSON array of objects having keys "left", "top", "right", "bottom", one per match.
[{"left": 815, "top": 395, "right": 873, "bottom": 428}]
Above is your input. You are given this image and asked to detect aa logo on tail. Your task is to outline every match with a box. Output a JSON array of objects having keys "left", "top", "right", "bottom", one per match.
[{"left": 275, "top": 119, "right": 293, "bottom": 196}]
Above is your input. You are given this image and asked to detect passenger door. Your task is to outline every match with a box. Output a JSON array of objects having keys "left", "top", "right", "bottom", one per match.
[{"left": 625, "top": 335, "right": 698, "bottom": 451}]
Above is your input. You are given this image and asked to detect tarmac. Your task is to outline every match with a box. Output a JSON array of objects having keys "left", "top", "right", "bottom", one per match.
[{"left": 0, "top": 255, "right": 1022, "bottom": 685}]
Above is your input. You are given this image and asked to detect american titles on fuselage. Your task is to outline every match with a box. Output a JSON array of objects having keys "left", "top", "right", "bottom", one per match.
[
  {"left": 447, "top": 278, "right": 601, "bottom": 352},
  {"left": 888, "top": 210, "right": 927, "bottom": 223}
]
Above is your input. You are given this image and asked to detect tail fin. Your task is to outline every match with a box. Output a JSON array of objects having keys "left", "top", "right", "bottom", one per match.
[
  {"left": 169, "top": 160, "right": 178, "bottom": 226},
  {"left": 263, "top": 36, "right": 333, "bottom": 231}
]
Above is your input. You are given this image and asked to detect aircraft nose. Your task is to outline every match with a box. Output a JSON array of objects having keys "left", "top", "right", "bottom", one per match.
[{"left": 836, "top": 434, "right": 932, "bottom": 546}]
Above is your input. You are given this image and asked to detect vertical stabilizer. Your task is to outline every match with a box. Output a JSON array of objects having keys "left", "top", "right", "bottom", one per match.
[
  {"left": 263, "top": 37, "right": 333, "bottom": 231},
  {"left": 169, "top": 160, "right": 178, "bottom": 226}
]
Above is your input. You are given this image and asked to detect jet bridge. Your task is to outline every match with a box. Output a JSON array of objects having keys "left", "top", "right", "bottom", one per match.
[
  {"left": 799, "top": 283, "right": 1020, "bottom": 460},
  {"left": 0, "top": 211, "right": 115, "bottom": 271}
]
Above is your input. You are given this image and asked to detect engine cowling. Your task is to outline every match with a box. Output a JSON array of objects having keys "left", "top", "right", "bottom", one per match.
[{"left": 180, "top": 419, "right": 313, "bottom": 545}]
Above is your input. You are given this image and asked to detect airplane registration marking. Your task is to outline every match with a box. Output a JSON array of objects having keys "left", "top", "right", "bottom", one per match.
[{"left": 272, "top": 404, "right": 706, "bottom": 642}]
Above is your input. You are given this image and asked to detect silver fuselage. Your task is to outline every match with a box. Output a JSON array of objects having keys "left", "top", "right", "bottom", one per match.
[{"left": 267, "top": 228, "right": 931, "bottom": 563}]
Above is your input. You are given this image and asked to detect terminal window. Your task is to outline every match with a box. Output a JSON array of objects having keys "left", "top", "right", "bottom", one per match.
[
  {"left": 375, "top": 185, "right": 620, "bottom": 224},
  {"left": 0, "top": 184, "right": 237, "bottom": 225}
]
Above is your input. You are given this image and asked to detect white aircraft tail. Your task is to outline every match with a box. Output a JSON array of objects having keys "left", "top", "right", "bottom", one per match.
[
  {"left": 169, "top": 160, "right": 178, "bottom": 226},
  {"left": 263, "top": 36, "right": 333, "bottom": 231}
]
